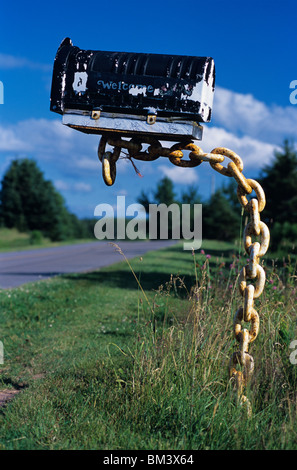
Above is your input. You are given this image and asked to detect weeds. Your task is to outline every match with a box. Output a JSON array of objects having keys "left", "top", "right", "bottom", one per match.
[
  {"left": 0, "top": 242, "right": 297, "bottom": 449},
  {"left": 109, "top": 244, "right": 297, "bottom": 449}
]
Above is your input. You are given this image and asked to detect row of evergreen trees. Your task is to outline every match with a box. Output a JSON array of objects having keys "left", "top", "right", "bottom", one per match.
[
  {"left": 0, "top": 139, "right": 296, "bottom": 251},
  {"left": 0, "top": 159, "right": 93, "bottom": 241},
  {"left": 137, "top": 139, "right": 297, "bottom": 251}
]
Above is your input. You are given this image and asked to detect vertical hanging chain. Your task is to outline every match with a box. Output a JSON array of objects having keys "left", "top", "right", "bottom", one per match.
[
  {"left": 230, "top": 177, "right": 269, "bottom": 411},
  {"left": 98, "top": 136, "right": 270, "bottom": 410}
]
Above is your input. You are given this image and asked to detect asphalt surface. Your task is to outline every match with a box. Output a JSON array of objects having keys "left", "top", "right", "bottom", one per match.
[{"left": 0, "top": 240, "right": 177, "bottom": 289}]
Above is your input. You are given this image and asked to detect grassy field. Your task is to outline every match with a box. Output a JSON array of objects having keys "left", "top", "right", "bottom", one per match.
[
  {"left": 0, "top": 227, "right": 95, "bottom": 252},
  {"left": 0, "top": 239, "right": 297, "bottom": 450}
]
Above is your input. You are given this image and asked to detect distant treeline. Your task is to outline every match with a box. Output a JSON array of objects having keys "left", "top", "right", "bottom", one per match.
[
  {"left": 0, "top": 158, "right": 95, "bottom": 242},
  {"left": 137, "top": 139, "right": 297, "bottom": 253},
  {"left": 0, "top": 139, "right": 296, "bottom": 253}
]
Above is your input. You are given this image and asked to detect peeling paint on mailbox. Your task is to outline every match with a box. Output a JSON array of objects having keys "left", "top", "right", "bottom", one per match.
[
  {"left": 73, "top": 72, "right": 88, "bottom": 94},
  {"left": 50, "top": 38, "right": 215, "bottom": 124}
]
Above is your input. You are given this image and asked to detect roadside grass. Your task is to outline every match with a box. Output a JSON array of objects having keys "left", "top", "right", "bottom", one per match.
[
  {"left": 0, "top": 227, "right": 95, "bottom": 252},
  {"left": 0, "top": 240, "right": 297, "bottom": 449}
]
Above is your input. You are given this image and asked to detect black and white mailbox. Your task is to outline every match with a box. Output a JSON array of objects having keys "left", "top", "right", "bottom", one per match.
[{"left": 50, "top": 38, "right": 215, "bottom": 142}]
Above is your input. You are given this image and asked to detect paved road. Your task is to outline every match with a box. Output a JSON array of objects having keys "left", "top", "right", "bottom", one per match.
[{"left": 0, "top": 240, "right": 177, "bottom": 289}]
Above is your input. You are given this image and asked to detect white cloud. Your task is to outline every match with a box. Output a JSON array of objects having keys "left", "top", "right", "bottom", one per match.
[
  {"left": 158, "top": 164, "right": 198, "bottom": 184},
  {"left": 74, "top": 182, "right": 92, "bottom": 192},
  {"left": 54, "top": 180, "right": 92, "bottom": 192},
  {"left": 0, "top": 87, "right": 295, "bottom": 218},
  {"left": 76, "top": 157, "right": 99, "bottom": 171},
  {"left": 0, "top": 126, "right": 28, "bottom": 151},
  {"left": 0, "top": 118, "right": 75, "bottom": 155},
  {"left": 0, "top": 117, "right": 132, "bottom": 177},
  {"left": 0, "top": 118, "right": 101, "bottom": 176},
  {"left": 202, "top": 126, "right": 280, "bottom": 170},
  {"left": 213, "top": 86, "right": 297, "bottom": 145},
  {"left": 0, "top": 85, "right": 296, "bottom": 189},
  {"left": 117, "top": 189, "right": 128, "bottom": 196},
  {"left": 0, "top": 53, "right": 51, "bottom": 71},
  {"left": 54, "top": 180, "right": 70, "bottom": 191}
]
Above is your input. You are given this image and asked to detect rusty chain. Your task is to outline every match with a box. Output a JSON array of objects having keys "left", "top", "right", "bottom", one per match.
[{"left": 98, "top": 134, "right": 270, "bottom": 411}]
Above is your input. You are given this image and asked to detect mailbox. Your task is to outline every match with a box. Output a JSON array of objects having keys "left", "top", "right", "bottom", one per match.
[{"left": 50, "top": 38, "right": 215, "bottom": 141}]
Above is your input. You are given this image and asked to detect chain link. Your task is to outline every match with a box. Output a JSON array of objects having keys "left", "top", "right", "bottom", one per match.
[
  {"left": 235, "top": 174, "right": 269, "bottom": 412},
  {"left": 98, "top": 134, "right": 270, "bottom": 412}
]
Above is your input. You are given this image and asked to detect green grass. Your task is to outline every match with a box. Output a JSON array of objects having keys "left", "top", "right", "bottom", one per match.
[
  {"left": 0, "top": 227, "right": 95, "bottom": 252},
  {"left": 0, "top": 240, "right": 297, "bottom": 450}
]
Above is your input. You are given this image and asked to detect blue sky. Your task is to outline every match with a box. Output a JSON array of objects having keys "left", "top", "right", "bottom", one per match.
[{"left": 0, "top": 0, "right": 296, "bottom": 218}]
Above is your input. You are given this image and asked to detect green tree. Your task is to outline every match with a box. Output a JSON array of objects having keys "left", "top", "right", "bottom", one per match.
[
  {"left": 136, "top": 176, "right": 241, "bottom": 242},
  {"left": 137, "top": 189, "right": 151, "bottom": 213},
  {"left": 203, "top": 189, "right": 241, "bottom": 241},
  {"left": 136, "top": 177, "right": 177, "bottom": 239},
  {"left": 222, "top": 179, "right": 241, "bottom": 212},
  {"left": 179, "top": 185, "right": 202, "bottom": 238},
  {"left": 154, "top": 176, "right": 177, "bottom": 238},
  {"left": 0, "top": 158, "right": 81, "bottom": 241},
  {"left": 153, "top": 176, "right": 176, "bottom": 205},
  {"left": 258, "top": 139, "right": 297, "bottom": 251},
  {"left": 180, "top": 185, "right": 201, "bottom": 205},
  {"left": 259, "top": 139, "right": 297, "bottom": 225}
]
